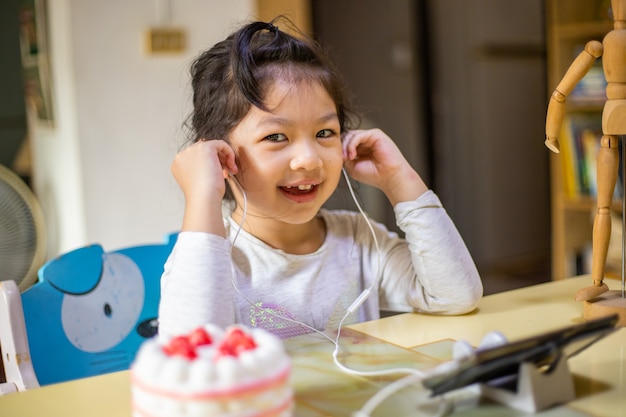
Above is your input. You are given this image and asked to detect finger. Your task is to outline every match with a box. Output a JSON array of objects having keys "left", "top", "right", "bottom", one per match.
[
  {"left": 342, "top": 131, "right": 362, "bottom": 161},
  {"left": 205, "top": 140, "right": 236, "bottom": 176}
]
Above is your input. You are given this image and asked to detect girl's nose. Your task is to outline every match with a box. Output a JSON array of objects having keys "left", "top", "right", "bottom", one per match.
[{"left": 289, "top": 140, "right": 323, "bottom": 171}]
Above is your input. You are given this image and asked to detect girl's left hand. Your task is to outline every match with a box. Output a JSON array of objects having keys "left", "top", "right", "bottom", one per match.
[{"left": 342, "top": 129, "right": 428, "bottom": 205}]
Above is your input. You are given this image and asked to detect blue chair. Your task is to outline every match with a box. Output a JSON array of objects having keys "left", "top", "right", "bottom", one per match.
[{"left": 0, "top": 233, "right": 177, "bottom": 392}]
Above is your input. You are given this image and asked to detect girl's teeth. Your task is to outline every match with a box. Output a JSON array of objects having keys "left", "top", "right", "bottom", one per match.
[{"left": 286, "top": 184, "right": 313, "bottom": 190}]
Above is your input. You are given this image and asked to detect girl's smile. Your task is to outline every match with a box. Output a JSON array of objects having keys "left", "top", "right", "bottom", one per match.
[
  {"left": 278, "top": 183, "right": 320, "bottom": 203},
  {"left": 228, "top": 78, "right": 343, "bottom": 249}
]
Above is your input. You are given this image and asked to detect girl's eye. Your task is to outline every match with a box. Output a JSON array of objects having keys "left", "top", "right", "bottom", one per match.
[
  {"left": 264, "top": 133, "right": 287, "bottom": 142},
  {"left": 316, "top": 129, "right": 335, "bottom": 138}
]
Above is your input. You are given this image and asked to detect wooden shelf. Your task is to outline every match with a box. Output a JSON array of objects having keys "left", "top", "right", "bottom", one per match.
[
  {"left": 560, "top": 195, "right": 622, "bottom": 212},
  {"left": 553, "top": 21, "right": 612, "bottom": 39}
]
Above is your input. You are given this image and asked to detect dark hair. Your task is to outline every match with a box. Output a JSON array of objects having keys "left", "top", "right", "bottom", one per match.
[{"left": 184, "top": 16, "right": 358, "bottom": 146}]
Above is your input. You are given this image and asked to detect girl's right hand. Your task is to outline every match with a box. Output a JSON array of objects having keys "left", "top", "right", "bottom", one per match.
[
  {"left": 171, "top": 140, "right": 238, "bottom": 235},
  {"left": 171, "top": 139, "right": 238, "bottom": 199}
]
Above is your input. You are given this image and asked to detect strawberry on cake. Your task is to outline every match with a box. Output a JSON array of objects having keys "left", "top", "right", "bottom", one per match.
[{"left": 130, "top": 324, "right": 293, "bottom": 417}]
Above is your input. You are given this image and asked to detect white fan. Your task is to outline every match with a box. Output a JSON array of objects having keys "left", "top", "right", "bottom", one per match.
[{"left": 0, "top": 164, "right": 46, "bottom": 291}]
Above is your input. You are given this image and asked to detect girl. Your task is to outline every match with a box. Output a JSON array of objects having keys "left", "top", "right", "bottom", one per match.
[{"left": 158, "top": 18, "right": 482, "bottom": 340}]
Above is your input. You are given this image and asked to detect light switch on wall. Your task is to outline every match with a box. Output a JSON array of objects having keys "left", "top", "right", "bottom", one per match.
[{"left": 145, "top": 28, "right": 186, "bottom": 54}]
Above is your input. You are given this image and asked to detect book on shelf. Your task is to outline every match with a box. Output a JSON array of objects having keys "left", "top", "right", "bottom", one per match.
[{"left": 559, "top": 114, "right": 624, "bottom": 200}]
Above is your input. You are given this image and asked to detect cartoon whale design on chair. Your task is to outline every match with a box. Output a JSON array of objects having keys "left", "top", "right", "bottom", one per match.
[{"left": 0, "top": 233, "right": 177, "bottom": 389}]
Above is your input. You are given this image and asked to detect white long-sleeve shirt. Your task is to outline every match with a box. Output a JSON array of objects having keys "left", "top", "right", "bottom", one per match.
[{"left": 158, "top": 190, "right": 482, "bottom": 339}]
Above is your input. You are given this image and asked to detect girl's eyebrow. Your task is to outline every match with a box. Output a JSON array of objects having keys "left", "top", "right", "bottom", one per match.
[
  {"left": 318, "top": 112, "right": 340, "bottom": 123},
  {"left": 257, "top": 112, "right": 339, "bottom": 128}
]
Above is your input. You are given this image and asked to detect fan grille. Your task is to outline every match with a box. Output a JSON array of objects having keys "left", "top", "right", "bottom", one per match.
[{"left": 0, "top": 165, "right": 46, "bottom": 291}]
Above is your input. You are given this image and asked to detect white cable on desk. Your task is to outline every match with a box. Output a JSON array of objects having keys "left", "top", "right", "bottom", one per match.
[{"left": 352, "top": 373, "right": 448, "bottom": 417}]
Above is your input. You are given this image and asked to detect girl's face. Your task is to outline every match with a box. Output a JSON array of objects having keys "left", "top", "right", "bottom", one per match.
[{"left": 229, "top": 79, "right": 343, "bottom": 226}]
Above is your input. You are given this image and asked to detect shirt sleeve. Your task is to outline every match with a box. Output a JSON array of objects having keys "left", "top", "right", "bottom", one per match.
[
  {"left": 157, "top": 231, "right": 236, "bottom": 340},
  {"left": 378, "top": 190, "right": 483, "bottom": 315}
]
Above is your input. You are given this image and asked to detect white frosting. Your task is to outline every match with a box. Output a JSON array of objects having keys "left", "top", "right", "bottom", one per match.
[{"left": 131, "top": 324, "right": 293, "bottom": 417}]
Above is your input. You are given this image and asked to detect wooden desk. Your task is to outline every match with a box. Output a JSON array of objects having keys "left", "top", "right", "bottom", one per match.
[{"left": 0, "top": 276, "right": 624, "bottom": 417}]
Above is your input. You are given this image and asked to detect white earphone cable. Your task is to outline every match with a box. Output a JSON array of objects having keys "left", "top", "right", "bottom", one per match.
[
  {"left": 227, "top": 174, "right": 336, "bottom": 343},
  {"left": 227, "top": 170, "right": 434, "bottom": 416}
]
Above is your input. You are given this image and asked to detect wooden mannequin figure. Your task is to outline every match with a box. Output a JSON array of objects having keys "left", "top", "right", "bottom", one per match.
[{"left": 546, "top": 0, "right": 626, "bottom": 325}]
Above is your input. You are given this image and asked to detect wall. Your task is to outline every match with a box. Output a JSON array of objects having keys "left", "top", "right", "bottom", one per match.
[
  {"left": 30, "top": 0, "right": 254, "bottom": 257},
  {"left": 428, "top": 0, "right": 550, "bottom": 272},
  {"left": 312, "top": 0, "right": 428, "bottom": 229},
  {"left": 311, "top": 0, "right": 550, "bottom": 275},
  {"left": 0, "top": 0, "right": 28, "bottom": 171}
]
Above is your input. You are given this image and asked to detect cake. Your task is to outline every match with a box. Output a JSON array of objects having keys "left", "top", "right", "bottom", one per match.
[{"left": 130, "top": 324, "right": 293, "bottom": 417}]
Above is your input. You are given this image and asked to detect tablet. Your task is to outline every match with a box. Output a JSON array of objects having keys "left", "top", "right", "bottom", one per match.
[{"left": 422, "top": 314, "right": 620, "bottom": 396}]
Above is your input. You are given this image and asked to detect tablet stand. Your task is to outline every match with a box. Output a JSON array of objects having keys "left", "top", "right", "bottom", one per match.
[{"left": 480, "top": 354, "right": 575, "bottom": 413}]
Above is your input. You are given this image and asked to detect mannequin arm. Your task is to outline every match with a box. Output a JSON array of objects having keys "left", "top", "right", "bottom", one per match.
[{"left": 545, "top": 40, "right": 603, "bottom": 152}]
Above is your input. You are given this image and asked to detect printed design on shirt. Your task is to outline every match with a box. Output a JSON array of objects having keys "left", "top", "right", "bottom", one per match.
[{"left": 248, "top": 302, "right": 310, "bottom": 339}]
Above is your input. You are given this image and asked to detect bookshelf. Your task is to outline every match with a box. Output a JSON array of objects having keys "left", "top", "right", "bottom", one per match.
[{"left": 546, "top": 0, "right": 619, "bottom": 280}]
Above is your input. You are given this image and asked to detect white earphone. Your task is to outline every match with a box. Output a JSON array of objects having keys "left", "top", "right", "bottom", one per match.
[{"left": 227, "top": 168, "right": 449, "bottom": 416}]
